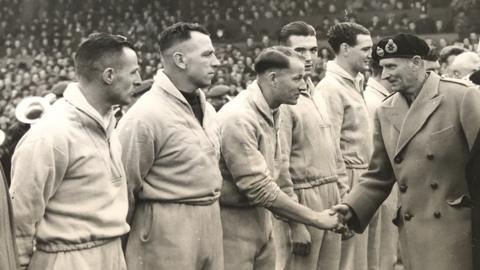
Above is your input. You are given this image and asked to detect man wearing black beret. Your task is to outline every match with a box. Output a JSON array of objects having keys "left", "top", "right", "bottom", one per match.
[{"left": 333, "top": 33, "right": 480, "bottom": 270}]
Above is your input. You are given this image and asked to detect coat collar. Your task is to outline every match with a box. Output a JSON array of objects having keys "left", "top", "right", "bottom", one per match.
[
  {"left": 247, "top": 80, "right": 279, "bottom": 127},
  {"left": 300, "top": 76, "right": 315, "bottom": 98},
  {"left": 63, "top": 83, "right": 115, "bottom": 137},
  {"left": 326, "top": 60, "right": 364, "bottom": 93},
  {"left": 380, "top": 72, "right": 443, "bottom": 157},
  {"left": 152, "top": 69, "right": 207, "bottom": 112},
  {"left": 366, "top": 78, "right": 390, "bottom": 97}
]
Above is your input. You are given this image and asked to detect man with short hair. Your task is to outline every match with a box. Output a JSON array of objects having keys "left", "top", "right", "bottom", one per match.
[
  {"left": 274, "top": 21, "right": 348, "bottom": 270},
  {"left": 218, "top": 46, "right": 340, "bottom": 270},
  {"left": 333, "top": 33, "right": 480, "bottom": 270},
  {"left": 10, "top": 33, "right": 141, "bottom": 270},
  {"left": 313, "top": 22, "right": 373, "bottom": 270},
  {"left": 118, "top": 22, "right": 224, "bottom": 270},
  {"left": 438, "top": 45, "right": 467, "bottom": 77}
]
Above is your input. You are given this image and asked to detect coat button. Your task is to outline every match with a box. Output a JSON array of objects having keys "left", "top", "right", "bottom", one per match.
[
  {"left": 394, "top": 155, "right": 403, "bottom": 164},
  {"left": 430, "top": 182, "right": 438, "bottom": 190},
  {"left": 399, "top": 184, "right": 408, "bottom": 193},
  {"left": 427, "top": 154, "right": 434, "bottom": 160},
  {"left": 404, "top": 212, "right": 413, "bottom": 221},
  {"left": 434, "top": 211, "right": 441, "bottom": 218}
]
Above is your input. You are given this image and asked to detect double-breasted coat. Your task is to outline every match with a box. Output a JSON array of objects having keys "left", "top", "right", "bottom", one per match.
[{"left": 345, "top": 72, "right": 480, "bottom": 270}]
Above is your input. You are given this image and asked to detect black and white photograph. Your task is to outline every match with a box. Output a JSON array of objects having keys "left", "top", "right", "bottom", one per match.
[{"left": 0, "top": 0, "right": 479, "bottom": 269}]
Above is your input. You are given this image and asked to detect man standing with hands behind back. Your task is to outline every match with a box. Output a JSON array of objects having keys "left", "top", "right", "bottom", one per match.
[{"left": 118, "top": 22, "right": 224, "bottom": 270}]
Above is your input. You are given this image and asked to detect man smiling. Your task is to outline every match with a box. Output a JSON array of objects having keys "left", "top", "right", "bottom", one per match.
[
  {"left": 218, "top": 46, "right": 341, "bottom": 270},
  {"left": 332, "top": 33, "right": 480, "bottom": 270},
  {"left": 313, "top": 22, "right": 373, "bottom": 270},
  {"left": 273, "top": 21, "right": 349, "bottom": 270}
]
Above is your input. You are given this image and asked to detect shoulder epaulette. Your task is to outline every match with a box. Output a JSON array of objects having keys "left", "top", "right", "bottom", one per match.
[{"left": 439, "top": 76, "right": 473, "bottom": 87}]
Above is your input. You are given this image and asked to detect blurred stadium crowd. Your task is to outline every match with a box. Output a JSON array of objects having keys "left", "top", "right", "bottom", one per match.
[{"left": 0, "top": 0, "right": 479, "bottom": 168}]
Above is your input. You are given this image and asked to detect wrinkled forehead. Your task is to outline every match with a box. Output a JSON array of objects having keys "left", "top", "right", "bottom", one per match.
[{"left": 379, "top": 57, "right": 408, "bottom": 66}]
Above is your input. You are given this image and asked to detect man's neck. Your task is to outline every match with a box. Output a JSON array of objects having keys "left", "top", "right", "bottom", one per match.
[
  {"left": 163, "top": 69, "right": 196, "bottom": 93},
  {"left": 403, "top": 74, "right": 428, "bottom": 105},
  {"left": 334, "top": 58, "right": 358, "bottom": 78},
  {"left": 78, "top": 82, "right": 111, "bottom": 117}
]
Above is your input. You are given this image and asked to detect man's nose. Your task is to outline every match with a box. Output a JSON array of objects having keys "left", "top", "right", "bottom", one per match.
[
  {"left": 212, "top": 54, "right": 220, "bottom": 67},
  {"left": 381, "top": 69, "right": 390, "bottom": 80}
]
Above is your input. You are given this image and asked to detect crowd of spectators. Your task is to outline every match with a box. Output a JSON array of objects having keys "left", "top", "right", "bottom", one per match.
[{"left": 0, "top": 0, "right": 479, "bottom": 164}]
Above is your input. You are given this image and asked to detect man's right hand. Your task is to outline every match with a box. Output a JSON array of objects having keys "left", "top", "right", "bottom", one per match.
[{"left": 311, "top": 209, "right": 342, "bottom": 230}]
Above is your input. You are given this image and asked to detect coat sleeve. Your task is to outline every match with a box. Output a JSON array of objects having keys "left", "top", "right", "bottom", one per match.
[
  {"left": 460, "top": 87, "right": 480, "bottom": 150},
  {"left": 343, "top": 109, "right": 396, "bottom": 232},
  {"left": 220, "top": 114, "right": 281, "bottom": 207},
  {"left": 10, "top": 137, "right": 68, "bottom": 268},
  {"left": 117, "top": 118, "right": 156, "bottom": 223}
]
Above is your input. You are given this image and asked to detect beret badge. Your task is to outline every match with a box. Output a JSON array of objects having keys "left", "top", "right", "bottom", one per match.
[
  {"left": 385, "top": 39, "right": 398, "bottom": 54},
  {"left": 376, "top": 46, "right": 385, "bottom": 57}
]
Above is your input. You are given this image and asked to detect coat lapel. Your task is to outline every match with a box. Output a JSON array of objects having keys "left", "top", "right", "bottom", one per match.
[
  {"left": 379, "top": 93, "right": 409, "bottom": 134},
  {"left": 395, "top": 73, "right": 443, "bottom": 156}
]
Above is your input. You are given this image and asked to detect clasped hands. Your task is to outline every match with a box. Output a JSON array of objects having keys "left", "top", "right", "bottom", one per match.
[{"left": 291, "top": 204, "right": 354, "bottom": 256}]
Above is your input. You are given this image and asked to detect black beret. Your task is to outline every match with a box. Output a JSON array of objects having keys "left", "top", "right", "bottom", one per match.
[{"left": 372, "top": 33, "right": 430, "bottom": 62}]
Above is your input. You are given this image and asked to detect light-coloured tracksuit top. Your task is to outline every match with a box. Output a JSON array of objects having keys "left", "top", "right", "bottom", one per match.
[
  {"left": 314, "top": 61, "right": 372, "bottom": 168},
  {"left": 117, "top": 70, "right": 222, "bottom": 216},
  {"left": 10, "top": 84, "right": 129, "bottom": 267},
  {"left": 218, "top": 81, "right": 286, "bottom": 207},
  {"left": 280, "top": 89, "right": 349, "bottom": 194}
]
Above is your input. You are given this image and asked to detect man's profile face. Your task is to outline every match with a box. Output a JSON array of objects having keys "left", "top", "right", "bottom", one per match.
[
  {"left": 380, "top": 58, "right": 417, "bottom": 95},
  {"left": 109, "top": 47, "right": 141, "bottom": 106},
  {"left": 287, "top": 35, "right": 318, "bottom": 76},
  {"left": 182, "top": 31, "right": 220, "bottom": 89},
  {"left": 274, "top": 57, "right": 306, "bottom": 105},
  {"left": 347, "top": 34, "right": 373, "bottom": 73}
]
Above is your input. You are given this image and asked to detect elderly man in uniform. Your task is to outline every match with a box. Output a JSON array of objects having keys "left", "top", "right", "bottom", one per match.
[
  {"left": 272, "top": 21, "right": 349, "bottom": 270},
  {"left": 218, "top": 46, "right": 341, "bottom": 270},
  {"left": 313, "top": 22, "right": 373, "bottom": 270},
  {"left": 118, "top": 22, "right": 224, "bottom": 270},
  {"left": 333, "top": 33, "right": 480, "bottom": 270},
  {"left": 10, "top": 33, "right": 141, "bottom": 270}
]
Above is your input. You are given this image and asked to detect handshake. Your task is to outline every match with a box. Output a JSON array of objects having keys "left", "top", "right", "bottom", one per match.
[
  {"left": 289, "top": 204, "right": 355, "bottom": 256},
  {"left": 313, "top": 203, "right": 354, "bottom": 236}
]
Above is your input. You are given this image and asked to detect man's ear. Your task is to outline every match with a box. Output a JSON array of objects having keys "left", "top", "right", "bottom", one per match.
[
  {"left": 411, "top": 55, "right": 423, "bottom": 66},
  {"left": 267, "top": 71, "right": 277, "bottom": 87},
  {"left": 340, "top": 43, "right": 349, "bottom": 57},
  {"left": 102, "top": 67, "right": 114, "bottom": 85},
  {"left": 173, "top": 51, "right": 186, "bottom": 69}
]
